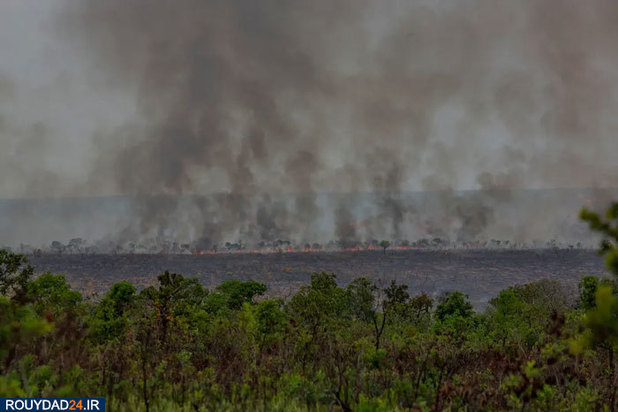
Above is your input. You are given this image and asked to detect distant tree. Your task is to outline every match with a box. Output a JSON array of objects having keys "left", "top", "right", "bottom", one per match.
[
  {"left": 379, "top": 240, "right": 391, "bottom": 255},
  {"left": 50, "top": 241, "right": 65, "bottom": 255},
  {"left": 67, "top": 238, "right": 84, "bottom": 254}
]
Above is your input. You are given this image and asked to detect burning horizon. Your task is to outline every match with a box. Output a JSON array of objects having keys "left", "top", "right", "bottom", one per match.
[{"left": 0, "top": 188, "right": 612, "bottom": 251}]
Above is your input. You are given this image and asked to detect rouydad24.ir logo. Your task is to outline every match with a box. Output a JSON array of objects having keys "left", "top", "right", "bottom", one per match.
[{"left": 0, "top": 399, "right": 104, "bottom": 412}]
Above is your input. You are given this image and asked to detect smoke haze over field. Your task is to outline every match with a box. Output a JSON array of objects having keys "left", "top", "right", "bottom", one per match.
[{"left": 0, "top": 1, "right": 617, "bottom": 246}]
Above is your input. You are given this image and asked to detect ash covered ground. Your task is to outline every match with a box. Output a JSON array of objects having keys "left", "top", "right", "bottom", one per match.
[{"left": 28, "top": 249, "right": 607, "bottom": 308}]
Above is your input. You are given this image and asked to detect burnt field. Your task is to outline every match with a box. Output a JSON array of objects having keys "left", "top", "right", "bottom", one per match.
[{"left": 28, "top": 249, "right": 607, "bottom": 308}]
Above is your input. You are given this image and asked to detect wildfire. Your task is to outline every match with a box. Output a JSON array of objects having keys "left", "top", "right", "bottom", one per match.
[{"left": 191, "top": 244, "right": 417, "bottom": 256}]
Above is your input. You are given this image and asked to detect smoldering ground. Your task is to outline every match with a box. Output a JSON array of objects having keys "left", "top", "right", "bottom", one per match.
[{"left": 1, "top": 1, "right": 617, "bottom": 247}]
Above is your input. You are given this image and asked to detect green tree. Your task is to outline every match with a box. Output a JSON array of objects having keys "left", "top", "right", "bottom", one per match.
[
  {"left": 216, "top": 280, "right": 267, "bottom": 310},
  {"left": 287, "top": 271, "right": 350, "bottom": 355},
  {"left": 379, "top": 240, "right": 391, "bottom": 255},
  {"left": 581, "top": 202, "right": 618, "bottom": 276},
  {"left": 255, "top": 299, "right": 288, "bottom": 349},
  {"left": 26, "top": 273, "right": 82, "bottom": 316},
  {"left": 487, "top": 287, "right": 548, "bottom": 349},
  {"left": 579, "top": 275, "right": 600, "bottom": 311},
  {"left": 0, "top": 296, "right": 52, "bottom": 373},
  {"left": 576, "top": 203, "right": 618, "bottom": 409},
  {"left": 435, "top": 291, "right": 473, "bottom": 322},
  {"left": 347, "top": 278, "right": 410, "bottom": 349},
  {"left": 572, "top": 286, "right": 618, "bottom": 410},
  {"left": 0, "top": 250, "right": 34, "bottom": 304},
  {"left": 347, "top": 278, "right": 386, "bottom": 349},
  {"left": 140, "top": 271, "right": 206, "bottom": 349},
  {"left": 91, "top": 281, "right": 136, "bottom": 343},
  {"left": 408, "top": 293, "right": 433, "bottom": 325},
  {"left": 347, "top": 277, "right": 377, "bottom": 323}
]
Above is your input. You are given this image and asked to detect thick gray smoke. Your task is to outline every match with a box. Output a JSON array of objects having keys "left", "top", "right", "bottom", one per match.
[{"left": 1, "top": 0, "right": 617, "bottom": 248}]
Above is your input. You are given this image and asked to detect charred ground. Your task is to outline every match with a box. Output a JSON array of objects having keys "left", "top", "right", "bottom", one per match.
[{"left": 28, "top": 248, "right": 606, "bottom": 308}]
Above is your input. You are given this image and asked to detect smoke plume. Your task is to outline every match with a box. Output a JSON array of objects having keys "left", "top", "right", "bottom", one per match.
[{"left": 0, "top": 0, "right": 617, "bottom": 247}]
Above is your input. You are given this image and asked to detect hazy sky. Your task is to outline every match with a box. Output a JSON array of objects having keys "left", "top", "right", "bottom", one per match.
[
  {"left": 0, "top": 1, "right": 135, "bottom": 198},
  {"left": 1, "top": 0, "right": 617, "bottom": 200}
]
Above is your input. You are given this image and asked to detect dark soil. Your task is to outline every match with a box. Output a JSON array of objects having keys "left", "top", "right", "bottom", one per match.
[{"left": 28, "top": 249, "right": 607, "bottom": 308}]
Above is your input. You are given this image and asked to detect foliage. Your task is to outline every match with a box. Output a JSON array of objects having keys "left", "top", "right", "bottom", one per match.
[
  {"left": 216, "top": 280, "right": 267, "bottom": 310},
  {"left": 575, "top": 203, "right": 618, "bottom": 408},
  {"left": 579, "top": 275, "right": 600, "bottom": 311},
  {"left": 581, "top": 202, "right": 618, "bottom": 276},
  {"left": 434, "top": 291, "right": 473, "bottom": 322},
  {"left": 26, "top": 273, "right": 82, "bottom": 315},
  {"left": 0, "top": 250, "right": 34, "bottom": 304}
]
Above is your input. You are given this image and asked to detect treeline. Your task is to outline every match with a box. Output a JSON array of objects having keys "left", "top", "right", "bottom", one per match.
[
  {"left": 0, "top": 203, "right": 617, "bottom": 411},
  {"left": 6, "top": 237, "right": 587, "bottom": 256}
]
